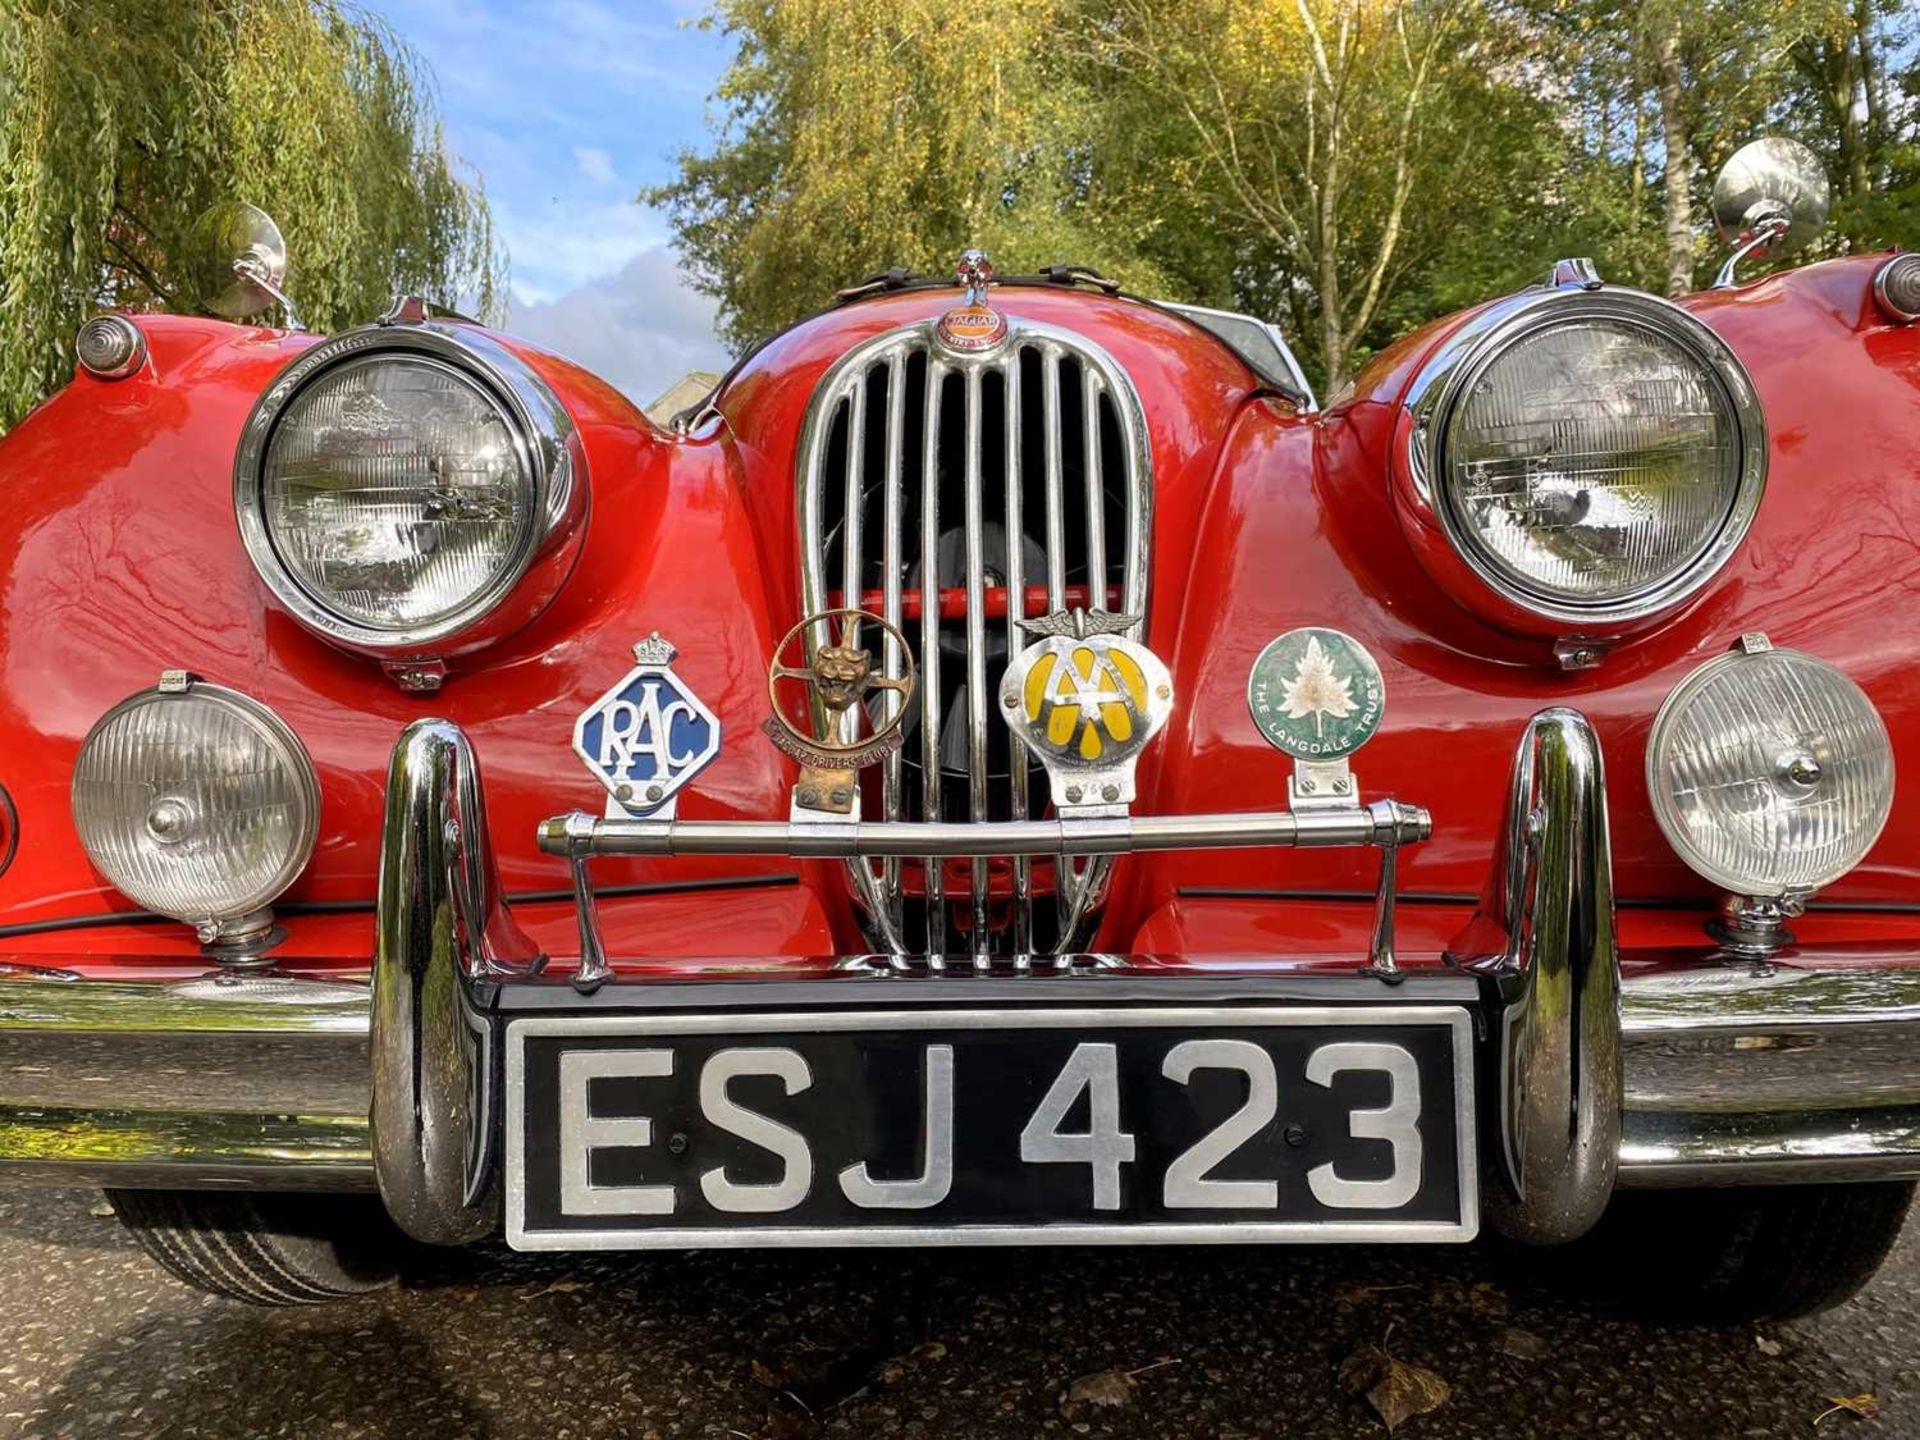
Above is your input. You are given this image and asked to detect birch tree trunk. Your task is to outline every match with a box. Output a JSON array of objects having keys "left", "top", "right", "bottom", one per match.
[{"left": 1656, "top": 21, "right": 1693, "bottom": 297}]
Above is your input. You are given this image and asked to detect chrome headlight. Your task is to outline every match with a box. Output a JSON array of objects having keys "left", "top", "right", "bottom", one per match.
[
  {"left": 1407, "top": 287, "right": 1766, "bottom": 628},
  {"left": 235, "top": 323, "right": 584, "bottom": 655},
  {"left": 1647, "top": 642, "right": 1892, "bottom": 897},
  {"left": 71, "top": 679, "right": 320, "bottom": 926}
]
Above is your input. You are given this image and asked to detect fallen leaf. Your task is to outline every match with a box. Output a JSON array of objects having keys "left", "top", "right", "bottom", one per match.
[
  {"left": 750, "top": 1359, "right": 795, "bottom": 1391},
  {"left": 1497, "top": 1328, "right": 1547, "bottom": 1365},
  {"left": 1334, "top": 1282, "right": 1418, "bottom": 1305},
  {"left": 1755, "top": 1335, "right": 1784, "bottom": 1357},
  {"left": 1339, "top": 1345, "right": 1451, "bottom": 1433},
  {"left": 1815, "top": 1393, "right": 1881, "bottom": 1426},
  {"left": 521, "top": 1279, "right": 588, "bottom": 1299},
  {"left": 1465, "top": 1282, "right": 1510, "bottom": 1319},
  {"left": 1062, "top": 1369, "right": 1136, "bottom": 1411},
  {"left": 759, "top": 1401, "right": 816, "bottom": 1440}
]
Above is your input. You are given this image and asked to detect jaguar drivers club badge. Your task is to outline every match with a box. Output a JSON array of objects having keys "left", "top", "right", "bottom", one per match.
[
  {"left": 933, "top": 248, "right": 1009, "bottom": 354},
  {"left": 999, "top": 608, "right": 1173, "bottom": 811},
  {"left": 1247, "top": 628, "right": 1385, "bottom": 761},
  {"left": 572, "top": 632, "right": 722, "bottom": 819},
  {"left": 763, "top": 608, "right": 917, "bottom": 815}
]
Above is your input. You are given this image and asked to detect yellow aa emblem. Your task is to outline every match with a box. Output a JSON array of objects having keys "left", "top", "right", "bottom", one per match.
[{"left": 1022, "top": 642, "right": 1150, "bottom": 761}]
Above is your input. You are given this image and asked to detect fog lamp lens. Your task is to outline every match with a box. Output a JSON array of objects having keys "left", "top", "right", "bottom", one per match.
[
  {"left": 70, "top": 682, "right": 320, "bottom": 922},
  {"left": 1647, "top": 645, "right": 1892, "bottom": 896}
]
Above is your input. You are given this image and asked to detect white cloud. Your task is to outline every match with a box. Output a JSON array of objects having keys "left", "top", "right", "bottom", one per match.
[
  {"left": 506, "top": 247, "right": 730, "bottom": 411},
  {"left": 574, "top": 146, "right": 617, "bottom": 185},
  {"left": 493, "top": 197, "right": 671, "bottom": 304}
]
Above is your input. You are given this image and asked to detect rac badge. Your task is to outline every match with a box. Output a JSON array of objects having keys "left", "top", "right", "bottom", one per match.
[
  {"left": 1247, "top": 627, "right": 1384, "bottom": 761},
  {"left": 572, "top": 632, "right": 721, "bottom": 819},
  {"left": 763, "top": 608, "right": 917, "bottom": 815},
  {"left": 934, "top": 247, "right": 1009, "bottom": 354},
  {"left": 999, "top": 608, "right": 1173, "bottom": 811}
]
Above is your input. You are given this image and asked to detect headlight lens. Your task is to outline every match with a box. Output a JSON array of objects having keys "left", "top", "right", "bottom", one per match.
[
  {"left": 1443, "top": 318, "right": 1742, "bottom": 602},
  {"left": 1411, "top": 287, "right": 1767, "bottom": 628},
  {"left": 1647, "top": 646, "right": 1892, "bottom": 896},
  {"left": 71, "top": 683, "right": 319, "bottom": 923},
  {"left": 260, "top": 355, "right": 534, "bottom": 631}
]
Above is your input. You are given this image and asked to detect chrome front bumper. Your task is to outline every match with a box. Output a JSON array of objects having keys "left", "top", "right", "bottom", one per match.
[{"left": 1, "top": 710, "right": 1916, "bottom": 1247}]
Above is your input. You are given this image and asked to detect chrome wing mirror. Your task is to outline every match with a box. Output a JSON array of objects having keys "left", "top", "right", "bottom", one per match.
[
  {"left": 1710, "top": 137, "right": 1830, "bottom": 290},
  {"left": 189, "top": 202, "right": 303, "bottom": 330}
]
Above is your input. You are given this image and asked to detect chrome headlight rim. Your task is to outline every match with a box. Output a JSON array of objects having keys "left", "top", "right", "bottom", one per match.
[
  {"left": 1404, "top": 286, "right": 1768, "bottom": 630},
  {"left": 234, "top": 321, "right": 586, "bottom": 655},
  {"left": 1645, "top": 643, "right": 1893, "bottom": 898},
  {"left": 70, "top": 679, "right": 322, "bottom": 924}
]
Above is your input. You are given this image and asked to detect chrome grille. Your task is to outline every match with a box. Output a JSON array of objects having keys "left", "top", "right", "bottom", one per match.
[{"left": 798, "top": 318, "right": 1152, "bottom": 959}]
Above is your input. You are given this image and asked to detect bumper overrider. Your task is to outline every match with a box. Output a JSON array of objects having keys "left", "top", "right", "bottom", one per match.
[{"left": 2, "top": 709, "right": 1917, "bottom": 1247}]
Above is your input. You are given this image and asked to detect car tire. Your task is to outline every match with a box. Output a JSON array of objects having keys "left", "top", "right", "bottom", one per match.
[
  {"left": 104, "top": 1189, "right": 403, "bottom": 1306},
  {"left": 1535, "top": 1180, "right": 1915, "bottom": 1323}
]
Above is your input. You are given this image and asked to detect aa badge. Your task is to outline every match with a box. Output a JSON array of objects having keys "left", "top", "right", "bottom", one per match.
[
  {"left": 999, "top": 608, "right": 1173, "bottom": 811},
  {"left": 572, "top": 632, "right": 722, "bottom": 819},
  {"left": 1247, "top": 627, "right": 1384, "bottom": 761}
]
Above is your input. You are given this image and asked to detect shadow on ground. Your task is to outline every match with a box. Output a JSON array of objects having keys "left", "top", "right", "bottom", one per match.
[{"left": 3, "top": 1186, "right": 1916, "bottom": 1439}]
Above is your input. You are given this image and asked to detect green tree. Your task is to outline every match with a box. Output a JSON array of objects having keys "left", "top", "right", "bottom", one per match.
[
  {"left": 655, "top": 0, "right": 1920, "bottom": 387},
  {"left": 646, "top": 0, "right": 1171, "bottom": 355},
  {"left": 0, "top": 0, "right": 502, "bottom": 430}
]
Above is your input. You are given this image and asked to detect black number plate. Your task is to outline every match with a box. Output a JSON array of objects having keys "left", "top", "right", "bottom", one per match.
[{"left": 505, "top": 1005, "right": 1477, "bottom": 1249}]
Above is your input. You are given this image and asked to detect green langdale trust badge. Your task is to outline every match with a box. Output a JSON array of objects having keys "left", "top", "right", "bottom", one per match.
[{"left": 1247, "top": 628, "right": 1385, "bottom": 760}]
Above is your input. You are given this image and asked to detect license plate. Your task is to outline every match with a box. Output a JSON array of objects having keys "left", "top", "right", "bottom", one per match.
[{"left": 504, "top": 1005, "right": 1477, "bottom": 1250}]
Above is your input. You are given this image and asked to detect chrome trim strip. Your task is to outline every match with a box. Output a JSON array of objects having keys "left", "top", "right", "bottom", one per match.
[
  {"left": 0, "top": 1108, "right": 373, "bottom": 1191},
  {"left": 0, "top": 974, "right": 371, "bottom": 1190},
  {"left": 1455, "top": 708, "right": 1622, "bottom": 1244},
  {"left": 539, "top": 801, "right": 1433, "bottom": 860},
  {"left": 1153, "top": 300, "right": 1318, "bottom": 411},
  {"left": 503, "top": 1004, "right": 1479, "bottom": 1250},
  {"left": 1620, "top": 963, "right": 1920, "bottom": 1113},
  {"left": 1619, "top": 1108, "right": 1920, "bottom": 1186},
  {"left": 5, "top": 955, "right": 1920, "bottom": 1192}
]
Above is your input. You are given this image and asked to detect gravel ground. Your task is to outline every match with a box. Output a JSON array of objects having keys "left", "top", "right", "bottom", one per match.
[{"left": 1, "top": 1184, "right": 1915, "bottom": 1439}]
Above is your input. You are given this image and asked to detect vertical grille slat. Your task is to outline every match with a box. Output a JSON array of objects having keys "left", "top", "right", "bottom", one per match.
[
  {"left": 880, "top": 352, "right": 907, "bottom": 923},
  {"left": 840, "top": 377, "right": 866, "bottom": 745},
  {"left": 799, "top": 317, "right": 1152, "bottom": 959},
  {"left": 962, "top": 367, "right": 991, "bottom": 964},
  {"left": 1043, "top": 350, "right": 1068, "bottom": 609},
  {"left": 919, "top": 356, "right": 947, "bottom": 960},
  {"left": 1004, "top": 353, "right": 1032, "bottom": 957},
  {"left": 1083, "top": 367, "right": 1107, "bottom": 612}
]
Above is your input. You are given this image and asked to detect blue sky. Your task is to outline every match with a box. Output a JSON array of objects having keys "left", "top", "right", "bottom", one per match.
[{"left": 379, "top": 0, "right": 735, "bottom": 405}]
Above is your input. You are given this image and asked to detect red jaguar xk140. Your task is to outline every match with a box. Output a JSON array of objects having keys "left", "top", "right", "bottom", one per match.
[{"left": 1, "top": 137, "right": 1914, "bottom": 1321}]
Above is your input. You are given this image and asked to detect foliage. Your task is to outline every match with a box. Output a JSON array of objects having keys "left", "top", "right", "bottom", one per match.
[
  {"left": 647, "top": 0, "right": 1166, "bottom": 355},
  {"left": 655, "top": 0, "right": 1920, "bottom": 392},
  {"left": 0, "top": 0, "right": 502, "bottom": 430}
]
